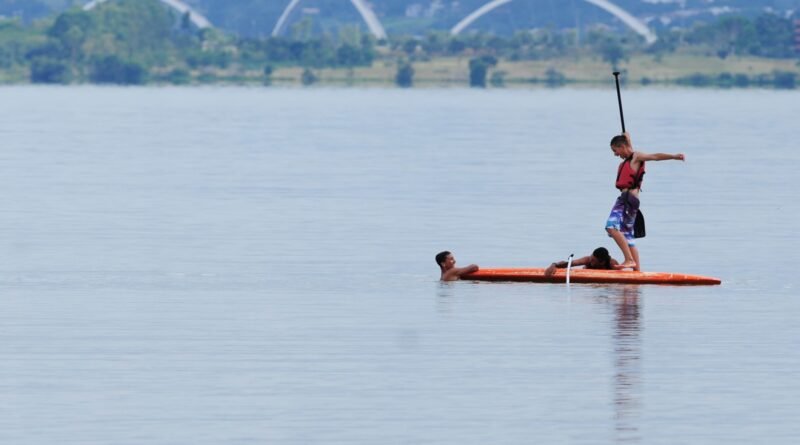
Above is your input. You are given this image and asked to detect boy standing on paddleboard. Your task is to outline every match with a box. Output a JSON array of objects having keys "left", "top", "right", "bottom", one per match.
[
  {"left": 436, "top": 251, "right": 479, "bottom": 281},
  {"left": 607, "top": 132, "right": 684, "bottom": 270}
]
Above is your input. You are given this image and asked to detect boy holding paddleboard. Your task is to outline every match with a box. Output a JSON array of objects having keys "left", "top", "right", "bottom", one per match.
[
  {"left": 545, "top": 247, "right": 619, "bottom": 276},
  {"left": 436, "top": 251, "right": 479, "bottom": 281}
]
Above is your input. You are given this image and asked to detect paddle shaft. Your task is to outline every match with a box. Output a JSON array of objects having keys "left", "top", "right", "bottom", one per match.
[{"left": 613, "top": 72, "right": 626, "bottom": 133}]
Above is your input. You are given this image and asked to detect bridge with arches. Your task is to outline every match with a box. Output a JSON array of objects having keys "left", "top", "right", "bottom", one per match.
[
  {"left": 451, "top": 0, "right": 656, "bottom": 44},
  {"left": 83, "top": 0, "right": 657, "bottom": 44},
  {"left": 274, "top": 0, "right": 656, "bottom": 44},
  {"left": 273, "top": 0, "right": 387, "bottom": 39}
]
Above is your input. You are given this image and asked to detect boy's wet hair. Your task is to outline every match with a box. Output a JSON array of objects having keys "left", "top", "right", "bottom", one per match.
[
  {"left": 592, "top": 247, "right": 612, "bottom": 268},
  {"left": 435, "top": 251, "right": 451, "bottom": 267},
  {"left": 610, "top": 135, "right": 629, "bottom": 148}
]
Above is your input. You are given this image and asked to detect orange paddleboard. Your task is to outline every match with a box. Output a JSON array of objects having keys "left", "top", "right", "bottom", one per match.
[{"left": 464, "top": 268, "right": 721, "bottom": 285}]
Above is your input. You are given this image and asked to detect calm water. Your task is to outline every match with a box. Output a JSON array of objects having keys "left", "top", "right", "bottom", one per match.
[{"left": 0, "top": 86, "right": 798, "bottom": 444}]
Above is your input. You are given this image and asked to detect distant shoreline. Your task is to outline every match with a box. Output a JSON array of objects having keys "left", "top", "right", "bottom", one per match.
[
  {"left": 271, "top": 53, "right": 799, "bottom": 89},
  {"left": 2, "top": 54, "right": 798, "bottom": 88}
]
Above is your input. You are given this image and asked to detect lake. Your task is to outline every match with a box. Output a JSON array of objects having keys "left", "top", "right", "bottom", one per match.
[{"left": 0, "top": 86, "right": 798, "bottom": 444}]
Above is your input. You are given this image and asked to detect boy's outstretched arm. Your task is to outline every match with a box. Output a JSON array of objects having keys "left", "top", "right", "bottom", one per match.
[
  {"left": 634, "top": 152, "right": 685, "bottom": 162},
  {"left": 545, "top": 256, "right": 591, "bottom": 276}
]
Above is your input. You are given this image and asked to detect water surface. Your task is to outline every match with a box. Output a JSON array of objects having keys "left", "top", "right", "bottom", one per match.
[{"left": 0, "top": 86, "right": 798, "bottom": 444}]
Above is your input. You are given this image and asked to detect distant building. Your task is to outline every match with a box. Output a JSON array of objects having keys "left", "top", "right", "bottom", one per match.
[
  {"left": 795, "top": 20, "right": 800, "bottom": 53},
  {"left": 425, "top": 0, "right": 444, "bottom": 18},
  {"left": 406, "top": 1, "right": 446, "bottom": 19},
  {"left": 406, "top": 3, "right": 423, "bottom": 18}
]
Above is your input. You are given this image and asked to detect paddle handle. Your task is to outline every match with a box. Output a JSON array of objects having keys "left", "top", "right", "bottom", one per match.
[{"left": 613, "top": 72, "right": 626, "bottom": 133}]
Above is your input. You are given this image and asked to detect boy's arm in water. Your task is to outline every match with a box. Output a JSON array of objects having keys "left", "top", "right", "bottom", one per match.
[
  {"left": 545, "top": 256, "right": 591, "bottom": 276},
  {"left": 442, "top": 264, "right": 479, "bottom": 281}
]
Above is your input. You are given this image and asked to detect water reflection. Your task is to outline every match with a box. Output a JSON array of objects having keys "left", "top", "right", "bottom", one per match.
[
  {"left": 436, "top": 281, "right": 455, "bottom": 314},
  {"left": 603, "top": 285, "right": 643, "bottom": 444}
]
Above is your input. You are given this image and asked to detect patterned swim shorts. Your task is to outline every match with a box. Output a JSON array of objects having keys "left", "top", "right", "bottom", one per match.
[{"left": 606, "top": 193, "right": 639, "bottom": 247}]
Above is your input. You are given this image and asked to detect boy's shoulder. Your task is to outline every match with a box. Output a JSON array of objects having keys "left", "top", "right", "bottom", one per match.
[{"left": 441, "top": 270, "right": 458, "bottom": 281}]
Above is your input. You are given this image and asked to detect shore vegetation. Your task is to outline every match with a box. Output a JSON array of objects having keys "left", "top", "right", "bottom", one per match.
[{"left": 0, "top": 0, "right": 797, "bottom": 88}]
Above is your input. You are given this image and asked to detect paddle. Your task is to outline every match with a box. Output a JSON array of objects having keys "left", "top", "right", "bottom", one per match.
[{"left": 612, "top": 71, "right": 626, "bottom": 133}]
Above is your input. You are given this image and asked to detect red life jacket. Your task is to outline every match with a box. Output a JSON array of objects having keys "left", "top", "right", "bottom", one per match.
[{"left": 616, "top": 157, "right": 646, "bottom": 190}]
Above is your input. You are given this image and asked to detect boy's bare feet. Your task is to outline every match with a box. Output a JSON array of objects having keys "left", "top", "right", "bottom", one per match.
[{"left": 615, "top": 260, "right": 637, "bottom": 270}]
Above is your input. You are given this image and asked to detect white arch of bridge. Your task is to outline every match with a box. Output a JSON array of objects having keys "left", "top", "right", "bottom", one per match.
[
  {"left": 273, "top": 0, "right": 387, "bottom": 40},
  {"left": 451, "top": 0, "right": 657, "bottom": 44},
  {"left": 84, "top": 0, "right": 213, "bottom": 29}
]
